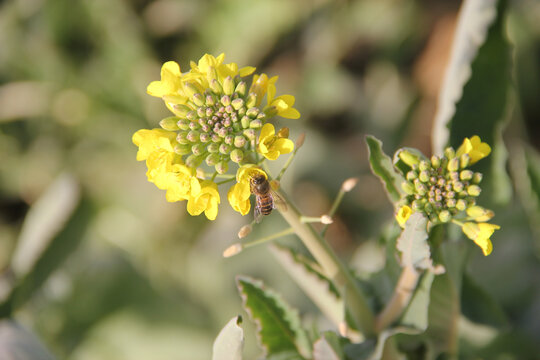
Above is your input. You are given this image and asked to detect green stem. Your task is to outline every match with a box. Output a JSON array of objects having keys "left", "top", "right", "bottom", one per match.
[
  {"left": 276, "top": 189, "right": 375, "bottom": 336},
  {"left": 216, "top": 178, "right": 235, "bottom": 186},
  {"left": 277, "top": 149, "right": 299, "bottom": 181},
  {"left": 243, "top": 227, "right": 295, "bottom": 249},
  {"left": 321, "top": 187, "right": 346, "bottom": 236},
  {"left": 300, "top": 216, "right": 325, "bottom": 224}
]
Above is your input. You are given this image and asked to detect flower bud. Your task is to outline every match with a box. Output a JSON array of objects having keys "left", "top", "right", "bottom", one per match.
[
  {"left": 219, "top": 144, "right": 231, "bottom": 155},
  {"left": 277, "top": 127, "right": 289, "bottom": 138},
  {"left": 234, "top": 135, "right": 247, "bottom": 148},
  {"left": 223, "top": 76, "right": 235, "bottom": 95},
  {"left": 446, "top": 199, "right": 456, "bottom": 208},
  {"left": 402, "top": 181, "right": 415, "bottom": 195},
  {"left": 173, "top": 104, "right": 191, "bottom": 117},
  {"left": 186, "top": 154, "right": 203, "bottom": 168},
  {"left": 412, "top": 200, "right": 424, "bottom": 211},
  {"left": 196, "top": 107, "right": 206, "bottom": 118},
  {"left": 223, "top": 243, "right": 243, "bottom": 257},
  {"left": 460, "top": 170, "right": 473, "bottom": 181},
  {"left": 419, "top": 170, "right": 429, "bottom": 183},
  {"left": 406, "top": 171, "right": 417, "bottom": 181},
  {"left": 177, "top": 119, "right": 190, "bottom": 130},
  {"left": 205, "top": 153, "right": 220, "bottom": 166},
  {"left": 320, "top": 215, "right": 333, "bottom": 224},
  {"left": 460, "top": 154, "right": 470, "bottom": 169},
  {"left": 398, "top": 150, "right": 420, "bottom": 167},
  {"left": 207, "top": 143, "right": 219, "bottom": 153},
  {"left": 187, "top": 130, "right": 200, "bottom": 142},
  {"left": 250, "top": 119, "right": 263, "bottom": 128},
  {"left": 235, "top": 81, "right": 247, "bottom": 97},
  {"left": 246, "top": 93, "right": 257, "bottom": 108},
  {"left": 192, "top": 143, "right": 206, "bottom": 155},
  {"left": 231, "top": 98, "right": 244, "bottom": 110},
  {"left": 447, "top": 158, "right": 459, "bottom": 172},
  {"left": 241, "top": 116, "right": 250, "bottom": 129},
  {"left": 183, "top": 82, "right": 200, "bottom": 98},
  {"left": 200, "top": 133, "right": 211, "bottom": 143},
  {"left": 210, "top": 79, "right": 223, "bottom": 94},
  {"left": 192, "top": 93, "right": 205, "bottom": 107},
  {"left": 230, "top": 149, "right": 244, "bottom": 163},
  {"left": 456, "top": 199, "right": 467, "bottom": 211},
  {"left": 453, "top": 181, "right": 464, "bottom": 192},
  {"left": 216, "top": 161, "right": 229, "bottom": 174},
  {"left": 467, "top": 185, "right": 481, "bottom": 196},
  {"left": 220, "top": 95, "right": 231, "bottom": 106},
  {"left": 419, "top": 160, "right": 430, "bottom": 171},
  {"left": 174, "top": 144, "right": 191, "bottom": 155},
  {"left": 431, "top": 155, "right": 441, "bottom": 168},
  {"left": 176, "top": 131, "right": 189, "bottom": 144},
  {"left": 296, "top": 133, "right": 306, "bottom": 148},
  {"left": 243, "top": 129, "right": 256, "bottom": 140},
  {"left": 341, "top": 178, "right": 359, "bottom": 192},
  {"left": 246, "top": 107, "right": 260, "bottom": 118},
  {"left": 439, "top": 210, "right": 451, "bottom": 223},
  {"left": 205, "top": 94, "right": 216, "bottom": 106},
  {"left": 444, "top": 147, "right": 455, "bottom": 160},
  {"left": 159, "top": 117, "right": 180, "bottom": 131},
  {"left": 186, "top": 111, "right": 198, "bottom": 121},
  {"left": 472, "top": 172, "right": 483, "bottom": 184}
]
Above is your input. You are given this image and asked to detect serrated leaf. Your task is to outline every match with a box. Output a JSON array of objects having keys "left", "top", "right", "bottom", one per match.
[
  {"left": 212, "top": 316, "right": 244, "bottom": 360},
  {"left": 366, "top": 135, "right": 406, "bottom": 203},
  {"left": 461, "top": 272, "right": 508, "bottom": 328},
  {"left": 432, "top": 0, "right": 503, "bottom": 153},
  {"left": 270, "top": 244, "right": 343, "bottom": 328},
  {"left": 236, "top": 276, "right": 311, "bottom": 359},
  {"left": 0, "top": 319, "right": 56, "bottom": 360},
  {"left": 313, "top": 332, "right": 345, "bottom": 360},
  {"left": 396, "top": 213, "right": 433, "bottom": 270}
]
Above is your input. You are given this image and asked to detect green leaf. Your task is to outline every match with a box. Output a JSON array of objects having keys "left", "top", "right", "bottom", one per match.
[
  {"left": 236, "top": 276, "right": 311, "bottom": 359},
  {"left": 399, "top": 271, "right": 435, "bottom": 331},
  {"left": 396, "top": 213, "right": 434, "bottom": 271},
  {"left": 0, "top": 174, "right": 93, "bottom": 318},
  {"left": 432, "top": 0, "right": 509, "bottom": 153},
  {"left": 0, "top": 319, "right": 56, "bottom": 360},
  {"left": 366, "top": 135, "right": 406, "bottom": 203},
  {"left": 461, "top": 272, "right": 508, "bottom": 328},
  {"left": 212, "top": 316, "right": 244, "bottom": 360},
  {"left": 269, "top": 244, "right": 343, "bottom": 328},
  {"left": 313, "top": 336, "right": 341, "bottom": 360}
]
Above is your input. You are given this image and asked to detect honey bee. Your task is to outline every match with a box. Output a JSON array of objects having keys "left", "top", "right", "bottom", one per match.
[{"left": 250, "top": 173, "right": 287, "bottom": 223}]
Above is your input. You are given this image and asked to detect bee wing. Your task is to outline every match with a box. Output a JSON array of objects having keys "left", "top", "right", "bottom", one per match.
[
  {"left": 270, "top": 190, "right": 288, "bottom": 211},
  {"left": 254, "top": 202, "right": 263, "bottom": 223}
]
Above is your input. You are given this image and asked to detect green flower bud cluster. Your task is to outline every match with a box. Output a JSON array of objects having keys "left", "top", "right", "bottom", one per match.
[
  {"left": 399, "top": 147, "right": 483, "bottom": 224},
  {"left": 159, "top": 76, "right": 267, "bottom": 174}
]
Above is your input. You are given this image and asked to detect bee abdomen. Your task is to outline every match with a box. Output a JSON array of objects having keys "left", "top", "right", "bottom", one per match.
[{"left": 258, "top": 197, "right": 273, "bottom": 215}]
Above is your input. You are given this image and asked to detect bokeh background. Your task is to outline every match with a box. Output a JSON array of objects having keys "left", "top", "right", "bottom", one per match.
[{"left": 1, "top": 0, "right": 540, "bottom": 359}]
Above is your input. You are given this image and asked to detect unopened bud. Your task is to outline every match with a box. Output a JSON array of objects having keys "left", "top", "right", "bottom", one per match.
[
  {"left": 241, "top": 116, "right": 250, "bottom": 129},
  {"left": 419, "top": 170, "right": 429, "bottom": 183},
  {"left": 246, "top": 107, "right": 260, "bottom": 118},
  {"left": 216, "top": 161, "right": 229, "bottom": 174},
  {"left": 456, "top": 199, "right": 467, "bottom": 211},
  {"left": 243, "top": 129, "right": 256, "bottom": 140},
  {"left": 398, "top": 150, "right": 420, "bottom": 167},
  {"left": 466, "top": 206, "right": 494, "bottom": 221},
  {"left": 220, "top": 95, "right": 231, "bottom": 106},
  {"left": 210, "top": 79, "right": 223, "bottom": 94},
  {"left": 296, "top": 133, "right": 306, "bottom": 148},
  {"left": 224, "top": 135, "right": 234, "bottom": 145},
  {"left": 439, "top": 210, "right": 451, "bottom": 223},
  {"left": 219, "top": 144, "right": 231, "bottom": 155},
  {"left": 246, "top": 93, "right": 257, "bottom": 108},
  {"left": 419, "top": 160, "right": 430, "bottom": 171},
  {"left": 176, "top": 132, "right": 189, "bottom": 144},
  {"left": 467, "top": 185, "right": 481, "bottom": 196},
  {"left": 444, "top": 147, "right": 456, "bottom": 160},
  {"left": 249, "top": 119, "right": 263, "bottom": 129},
  {"left": 192, "top": 93, "right": 205, "bottom": 107},
  {"left": 186, "top": 110, "right": 198, "bottom": 121},
  {"left": 192, "top": 143, "right": 206, "bottom": 155},
  {"left": 173, "top": 104, "right": 191, "bottom": 118},
  {"left": 205, "top": 95, "right": 216, "bottom": 106},
  {"left": 447, "top": 158, "right": 459, "bottom": 172},
  {"left": 223, "top": 76, "right": 235, "bottom": 95},
  {"left": 460, "top": 170, "right": 473, "bottom": 181},
  {"left": 174, "top": 144, "right": 191, "bottom": 155},
  {"left": 231, "top": 98, "right": 245, "bottom": 110},
  {"left": 235, "top": 81, "right": 247, "bottom": 97},
  {"left": 431, "top": 155, "right": 441, "bottom": 168},
  {"left": 320, "top": 215, "right": 333, "bottom": 224},
  {"left": 230, "top": 149, "right": 244, "bottom": 163},
  {"left": 184, "top": 82, "right": 200, "bottom": 98},
  {"left": 402, "top": 181, "right": 415, "bottom": 195},
  {"left": 223, "top": 243, "right": 243, "bottom": 258},
  {"left": 187, "top": 130, "right": 200, "bottom": 142},
  {"left": 186, "top": 154, "right": 203, "bottom": 168},
  {"left": 460, "top": 154, "right": 470, "bottom": 169},
  {"left": 205, "top": 153, "right": 220, "bottom": 166},
  {"left": 159, "top": 117, "right": 180, "bottom": 131},
  {"left": 234, "top": 135, "right": 247, "bottom": 148},
  {"left": 342, "top": 177, "right": 359, "bottom": 192},
  {"left": 238, "top": 224, "right": 252, "bottom": 238},
  {"left": 177, "top": 119, "right": 190, "bottom": 131},
  {"left": 472, "top": 172, "right": 483, "bottom": 184}
]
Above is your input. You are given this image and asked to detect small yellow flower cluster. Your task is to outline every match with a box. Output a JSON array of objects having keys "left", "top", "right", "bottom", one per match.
[
  {"left": 395, "top": 136, "right": 499, "bottom": 256},
  {"left": 133, "top": 54, "right": 298, "bottom": 220}
]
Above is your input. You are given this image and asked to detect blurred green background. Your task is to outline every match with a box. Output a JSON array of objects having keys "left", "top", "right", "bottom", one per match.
[{"left": 1, "top": 0, "right": 540, "bottom": 359}]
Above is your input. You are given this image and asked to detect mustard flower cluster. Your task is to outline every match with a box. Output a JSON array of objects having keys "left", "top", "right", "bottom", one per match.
[
  {"left": 395, "top": 136, "right": 499, "bottom": 256},
  {"left": 133, "top": 54, "right": 298, "bottom": 220}
]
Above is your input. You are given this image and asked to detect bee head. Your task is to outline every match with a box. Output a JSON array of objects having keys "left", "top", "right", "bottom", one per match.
[{"left": 250, "top": 173, "right": 266, "bottom": 185}]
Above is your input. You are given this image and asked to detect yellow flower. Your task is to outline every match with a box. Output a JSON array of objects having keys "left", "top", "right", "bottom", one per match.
[
  {"left": 396, "top": 205, "right": 413, "bottom": 227},
  {"left": 164, "top": 163, "right": 195, "bottom": 202},
  {"left": 466, "top": 206, "right": 494, "bottom": 222},
  {"left": 190, "top": 53, "right": 255, "bottom": 83},
  {"left": 258, "top": 123, "right": 294, "bottom": 160},
  {"left": 249, "top": 73, "right": 300, "bottom": 119},
  {"left": 461, "top": 222, "right": 500, "bottom": 256},
  {"left": 132, "top": 128, "right": 177, "bottom": 161},
  {"left": 187, "top": 179, "right": 220, "bottom": 220},
  {"left": 456, "top": 136, "right": 491, "bottom": 165},
  {"left": 228, "top": 165, "right": 267, "bottom": 215}
]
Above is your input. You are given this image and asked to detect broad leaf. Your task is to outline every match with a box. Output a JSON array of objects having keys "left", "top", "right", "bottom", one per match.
[
  {"left": 236, "top": 276, "right": 311, "bottom": 359},
  {"left": 0, "top": 319, "right": 56, "bottom": 360},
  {"left": 313, "top": 333, "right": 342, "bottom": 360},
  {"left": 399, "top": 271, "right": 435, "bottom": 331},
  {"left": 432, "top": 0, "right": 507, "bottom": 153},
  {"left": 0, "top": 174, "right": 93, "bottom": 317},
  {"left": 269, "top": 244, "right": 343, "bottom": 328},
  {"left": 396, "top": 213, "right": 433, "bottom": 271},
  {"left": 366, "top": 135, "right": 406, "bottom": 203},
  {"left": 461, "top": 272, "right": 508, "bottom": 328},
  {"left": 212, "top": 316, "right": 244, "bottom": 360}
]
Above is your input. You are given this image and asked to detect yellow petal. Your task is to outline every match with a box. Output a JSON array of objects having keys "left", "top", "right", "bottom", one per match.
[
  {"left": 396, "top": 206, "right": 413, "bottom": 227},
  {"left": 456, "top": 136, "right": 491, "bottom": 165},
  {"left": 239, "top": 66, "right": 256, "bottom": 77},
  {"left": 273, "top": 138, "right": 294, "bottom": 155}
]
